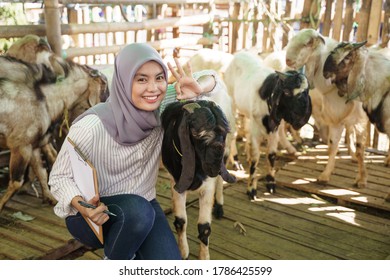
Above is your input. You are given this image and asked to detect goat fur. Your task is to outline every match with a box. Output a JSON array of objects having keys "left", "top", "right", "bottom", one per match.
[
  {"left": 0, "top": 56, "right": 108, "bottom": 212},
  {"left": 285, "top": 28, "right": 369, "bottom": 188},
  {"left": 224, "top": 51, "right": 311, "bottom": 198},
  {"left": 161, "top": 99, "right": 236, "bottom": 259}
]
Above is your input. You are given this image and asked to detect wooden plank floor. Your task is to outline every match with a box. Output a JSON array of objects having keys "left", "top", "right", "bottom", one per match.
[{"left": 0, "top": 142, "right": 389, "bottom": 260}]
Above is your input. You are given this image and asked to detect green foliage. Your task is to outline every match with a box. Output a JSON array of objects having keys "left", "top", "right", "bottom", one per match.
[{"left": 0, "top": 3, "right": 28, "bottom": 53}]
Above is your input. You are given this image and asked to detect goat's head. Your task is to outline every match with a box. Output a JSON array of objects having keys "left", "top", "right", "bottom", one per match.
[
  {"left": 265, "top": 70, "right": 312, "bottom": 131},
  {"left": 323, "top": 41, "right": 367, "bottom": 96},
  {"left": 162, "top": 100, "right": 236, "bottom": 193},
  {"left": 6, "top": 34, "right": 66, "bottom": 78},
  {"left": 285, "top": 28, "right": 326, "bottom": 69}
]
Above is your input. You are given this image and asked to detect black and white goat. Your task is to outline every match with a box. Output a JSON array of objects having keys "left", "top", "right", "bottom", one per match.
[
  {"left": 161, "top": 100, "right": 236, "bottom": 259},
  {"left": 323, "top": 41, "right": 390, "bottom": 201},
  {"left": 224, "top": 51, "right": 312, "bottom": 198},
  {"left": 0, "top": 56, "right": 109, "bottom": 212},
  {"left": 285, "top": 29, "right": 369, "bottom": 189}
]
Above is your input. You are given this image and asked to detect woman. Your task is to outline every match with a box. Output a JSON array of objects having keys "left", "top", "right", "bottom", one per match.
[{"left": 48, "top": 43, "right": 220, "bottom": 260}]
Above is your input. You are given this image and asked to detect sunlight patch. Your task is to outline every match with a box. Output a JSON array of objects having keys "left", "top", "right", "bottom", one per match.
[{"left": 320, "top": 189, "right": 360, "bottom": 196}]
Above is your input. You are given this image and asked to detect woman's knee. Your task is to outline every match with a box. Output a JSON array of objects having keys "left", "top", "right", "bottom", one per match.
[{"left": 105, "top": 194, "right": 156, "bottom": 233}]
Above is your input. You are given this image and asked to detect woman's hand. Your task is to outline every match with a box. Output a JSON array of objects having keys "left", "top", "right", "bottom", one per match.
[
  {"left": 167, "top": 57, "right": 203, "bottom": 100},
  {"left": 72, "top": 194, "right": 109, "bottom": 226}
]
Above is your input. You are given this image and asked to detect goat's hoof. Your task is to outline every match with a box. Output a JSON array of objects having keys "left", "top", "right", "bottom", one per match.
[
  {"left": 354, "top": 181, "right": 367, "bottom": 189},
  {"left": 316, "top": 179, "right": 328, "bottom": 185},
  {"left": 213, "top": 203, "right": 224, "bottom": 219},
  {"left": 246, "top": 189, "right": 257, "bottom": 200},
  {"left": 266, "top": 184, "right": 276, "bottom": 194}
]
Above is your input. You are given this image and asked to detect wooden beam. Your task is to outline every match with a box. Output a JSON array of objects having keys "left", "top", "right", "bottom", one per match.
[
  {"left": 0, "top": 14, "right": 216, "bottom": 39},
  {"left": 64, "top": 36, "right": 217, "bottom": 58}
]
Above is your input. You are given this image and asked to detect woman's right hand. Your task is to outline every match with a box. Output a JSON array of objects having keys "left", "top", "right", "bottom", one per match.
[{"left": 72, "top": 194, "right": 110, "bottom": 226}]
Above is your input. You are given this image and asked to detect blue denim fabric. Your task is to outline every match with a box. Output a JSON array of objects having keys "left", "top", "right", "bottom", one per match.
[{"left": 65, "top": 194, "right": 181, "bottom": 260}]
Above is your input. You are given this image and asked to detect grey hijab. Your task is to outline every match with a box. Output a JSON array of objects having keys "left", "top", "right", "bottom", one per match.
[{"left": 74, "top": 43, "right": 168, "bottom": 145}]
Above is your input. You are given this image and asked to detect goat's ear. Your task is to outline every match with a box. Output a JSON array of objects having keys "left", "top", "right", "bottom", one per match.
[
  {"left": 174, "top": 113, "right": 196, "bottom": 193},
  {"left": 220, "top": 161, "right": 236, "bottom": 184}
]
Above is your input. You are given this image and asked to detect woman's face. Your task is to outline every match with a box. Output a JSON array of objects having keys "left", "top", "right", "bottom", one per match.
[{"left": 131, "top": 61, "right": 167, "bottom": 111}]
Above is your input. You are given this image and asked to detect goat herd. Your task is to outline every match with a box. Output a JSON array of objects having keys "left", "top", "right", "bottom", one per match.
[{"left": 0, "top": 29, "right": 389, "bottom": 260}]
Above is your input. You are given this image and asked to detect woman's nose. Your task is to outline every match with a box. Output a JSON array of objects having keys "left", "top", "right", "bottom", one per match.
[{"left": 147, "top": 81, "right": 158, "bottom": 91}]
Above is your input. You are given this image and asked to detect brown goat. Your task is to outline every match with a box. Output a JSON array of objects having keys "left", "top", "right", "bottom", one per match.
[{"left": 0, "top": 56, "right": 109, "bottom": 212}]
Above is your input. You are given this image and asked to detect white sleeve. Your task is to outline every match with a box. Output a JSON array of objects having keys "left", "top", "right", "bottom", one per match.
[{"left": 49, "top": 122, "right": 93, "bottom": 218}]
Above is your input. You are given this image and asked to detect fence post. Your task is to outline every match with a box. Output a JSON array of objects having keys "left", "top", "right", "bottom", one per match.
[
  {"left": 44, "top": 0, "right": 62, "bottom": 56},
  {"left": 381, "top": 0, "right": 390, "bottom": 48},
  {"left": 343, "top": 0, "right": 355, "bottom": 41}
]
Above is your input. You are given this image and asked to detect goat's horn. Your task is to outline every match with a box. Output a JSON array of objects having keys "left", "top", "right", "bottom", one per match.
[
  {"left": 352, "top": 41, "right": 367, "bottom": 49},
  {"left": 220, "top": 161, "right": 236, "bottom": 184},
  {"left": 182, "top": 102, "right": 201, "bottom": 114}
]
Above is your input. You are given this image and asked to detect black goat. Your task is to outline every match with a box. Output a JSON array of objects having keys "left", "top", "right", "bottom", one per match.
[{"left": 161, "top": 100, "right": 236, "bottom": 259}]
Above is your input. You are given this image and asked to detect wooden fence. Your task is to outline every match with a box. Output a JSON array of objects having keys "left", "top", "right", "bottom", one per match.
[{"left": 1, "top": 1, "right": 389, "bottom": 63}]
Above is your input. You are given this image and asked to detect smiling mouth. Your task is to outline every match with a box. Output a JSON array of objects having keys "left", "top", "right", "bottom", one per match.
[{"left": 143, "top": 95, "right": 159, "bottom": 101}]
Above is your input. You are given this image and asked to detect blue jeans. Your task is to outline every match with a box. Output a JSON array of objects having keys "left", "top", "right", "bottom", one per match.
[{"left": 65, "top": 194, "right": 181, "bottom": 260}]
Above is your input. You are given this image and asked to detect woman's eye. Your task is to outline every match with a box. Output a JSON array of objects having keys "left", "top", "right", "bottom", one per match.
[{"left": 156, "top": 75, "right": 165, "bottom": 81}]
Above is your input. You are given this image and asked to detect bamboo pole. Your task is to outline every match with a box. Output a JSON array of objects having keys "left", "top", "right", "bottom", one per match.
[
  {"left": 343, "top": 0, "right": 355, "bottom": 41},
  {"left": 230, "top": 2, "right": 240, "bottom": 53},
  {"left": 300, "top": 0, "right": 312, "bottom": 29},
  {"left": 381, "top": 0, "right": 390, "bottom": 48},
  {"left": 44, "top": 0, "right": 62, "bottom": 56},
  {"left": 356, "top": 0, "right": 372, "bottom": 42},
  {"left": 367, "top": 0, "right": 383, "bottom": 45},
  {"left": 322, "top": 0, "right": 332, "bottom": 36},
  {"left": 282, "top": 0, "right": 292, "bottom": 47},
  {"left": 332, "top": 0, "right": 344, "bottom": 41}
]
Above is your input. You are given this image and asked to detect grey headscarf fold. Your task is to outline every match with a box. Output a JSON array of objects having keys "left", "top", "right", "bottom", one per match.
[{"left": 74, "top": 43, "right": 168, "bottom": 145}]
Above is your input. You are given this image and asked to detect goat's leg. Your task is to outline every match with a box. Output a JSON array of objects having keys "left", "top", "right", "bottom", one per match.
[
  {"left": 278, "top": 121, "right": 298, "bottom": 154},
  {"left": 172, "top": 189, "right": 189, "bottom": 259},
  {"left": 265, "top": 132, "right": 280, "bottom": 194},
  {"left": 197, "top": 179, "right": 216, "bottom": 260},
  {"left": 344, "top": 125, "right": 357, "bottom": 161},
  {"left": 318, "top": 125, "right": 344, "bottom": 183},
  {"left": 29, "top": 148, "right": 57, "bottom": 205},
  {"left": 246, "top": 132, "right": 261, "bottom": 199},
  {"left": 41, "top": 142, "right": 58, "bottom": 168},
  {"left": 0, "top": 146, "right": 32, "bottom": 212},
  {"left": 213, "top": 175, "right": 224, "bottom": 219},
  {"left": 353, "top": 123, "right": 367, "bottom": 188}
]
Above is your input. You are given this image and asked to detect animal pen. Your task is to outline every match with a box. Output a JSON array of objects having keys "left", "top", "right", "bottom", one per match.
[{"left": 0, "top": 0, "right": 389, "bottom": 261}]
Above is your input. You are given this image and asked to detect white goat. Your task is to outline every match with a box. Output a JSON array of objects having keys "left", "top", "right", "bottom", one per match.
[
  {"left": 285, "top": 28, "right": 369, "bottom": 188},
  {"left": 224, "top": 51, "right": 312, "bottom": 198},
  {"left": 323, "top": 41, "right": 390, "bottom": 201}
]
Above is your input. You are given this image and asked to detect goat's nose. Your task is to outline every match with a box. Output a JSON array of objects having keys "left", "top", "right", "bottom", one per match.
[{"left": 286, "top": 58, "right": 294, "bottom": 67}]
